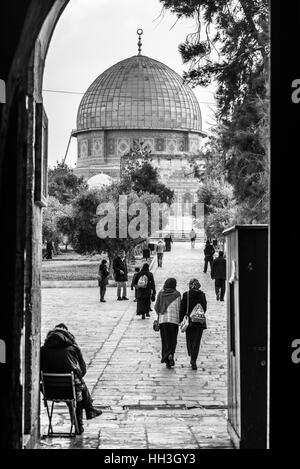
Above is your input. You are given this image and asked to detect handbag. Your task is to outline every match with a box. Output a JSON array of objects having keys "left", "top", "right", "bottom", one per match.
[
  {"left": 153, "top": 319, "right": 160, "bottom": 332},
  {"left": 180, "top": 292, "right": 190, "bottom": 333}
]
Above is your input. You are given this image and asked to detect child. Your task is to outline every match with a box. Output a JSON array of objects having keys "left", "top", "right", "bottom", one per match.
[{"left": 131, "top": 267, "right": 140, "bottom": 302}]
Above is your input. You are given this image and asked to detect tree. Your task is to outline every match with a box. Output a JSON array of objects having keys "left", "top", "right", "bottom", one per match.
[
  {"left": 68, "top": 185, "right": 161, "bottom": 269},
  {"left": 48, "top": 161, "right": 88, "bottom": 205},
  {"left": 160, "top": 0, "right": 270, "bottom": 223},
  {"left": 160, "top": 0, "right": 269, "bottom": 118},
  {"left": 42, "top": 196, "right": 72, "bottom": 252},
  {"left": 120, "top": 143, "right": 175, "bottom": 205}
]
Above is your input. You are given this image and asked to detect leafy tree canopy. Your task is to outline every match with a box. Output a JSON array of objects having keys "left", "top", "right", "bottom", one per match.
[{"left": 48, "top": 161, "right": 88, "bottom": 205}]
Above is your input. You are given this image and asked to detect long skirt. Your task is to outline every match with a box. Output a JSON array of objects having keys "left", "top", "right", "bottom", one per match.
[
  {"left": 186, "top": 326, "right": 204, "bottom": 362},
  {"left": 159, "top": 323, "right": 178, "bottom": 363},
  {"left": 136, "top": 296, "right": 151, "bottom": 316}
]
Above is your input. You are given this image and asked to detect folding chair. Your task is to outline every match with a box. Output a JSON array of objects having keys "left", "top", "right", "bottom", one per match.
[{"left": 40, "top": 372, "right": 80, "bottom": 437}]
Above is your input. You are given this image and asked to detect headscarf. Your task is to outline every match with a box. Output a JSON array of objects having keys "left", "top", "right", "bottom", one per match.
[
  {"left": 189, "top": 278, "right": 201, "bottom": 290},
  {"left": 141, "top": 263, "right": 149, "bottom": 271},
  {"left": 154, "top": 277, "right": 180, "bottom": 315}
]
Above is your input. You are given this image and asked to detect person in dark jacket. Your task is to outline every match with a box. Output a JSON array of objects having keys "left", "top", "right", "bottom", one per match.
[
  {"left": 40, "top": 324, "right": 102, "bottom": 434},
  {"left": 98, "top": 259, "right": 110, "bottom": 302},
  {"left": 133, "top": 263, "right": 156, "bottom": 319},
  {"left": 203, "top": 240, "right": 215, "bottom": 273},
  {"left": 211, "top": 251, "right": 226, "bottom": 301},
  {"left": 180, "top": 279, "right": 207, "bottom": 370},
  {"left": 164, "top": 233, "right": 173, "bottom": 252},
  {"left": 131, "top": 267, "right": 140, "bottom": 302},
  {"left": 113, "top": 251, "right": 129, "bottom": 300}
]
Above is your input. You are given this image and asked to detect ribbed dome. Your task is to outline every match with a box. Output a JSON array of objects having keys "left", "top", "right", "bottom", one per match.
[{"left": 77, "top": 55, "right": 202, "bottom": 132}]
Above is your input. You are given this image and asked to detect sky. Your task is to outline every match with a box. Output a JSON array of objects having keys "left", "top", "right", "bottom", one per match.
[{"left": 43, "top": 0, "right": 217, "bottom": 168}]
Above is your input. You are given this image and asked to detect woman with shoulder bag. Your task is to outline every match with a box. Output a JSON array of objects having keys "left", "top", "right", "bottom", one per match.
[
  {"left": 180, "top": 278, "right": 207, "bottom": 370},
  {"left": 154, "top": 278, "right": 181, "bottom": 368}
]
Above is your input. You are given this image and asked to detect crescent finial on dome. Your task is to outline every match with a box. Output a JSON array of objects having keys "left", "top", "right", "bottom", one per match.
[{"left": 137, "top": 28, "right": 143, "bottom": 55}]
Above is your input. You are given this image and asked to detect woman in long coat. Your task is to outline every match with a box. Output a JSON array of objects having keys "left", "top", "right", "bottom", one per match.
[
  {"left": 98, "top": 259, "right": 110, "bottom": 302},
  {"left": 155, "top": 278, "right": 181, "bottom": 368},
  {"left": 180, "top": 278, "right": 207, "bottom": 370},
  {"left": 133, "top": 263, "right": 156, "bottom": 319}
]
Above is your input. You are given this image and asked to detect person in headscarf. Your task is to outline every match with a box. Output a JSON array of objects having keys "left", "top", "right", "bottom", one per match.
[
  {"left": 133, "top": 263, "right": 156, "bottom": 319},
  {"left": 180, "top": 279, "right": 207, "bottom": 370},
  {"left": 154, "top": 278, "right": 181, "bottom": 368}
]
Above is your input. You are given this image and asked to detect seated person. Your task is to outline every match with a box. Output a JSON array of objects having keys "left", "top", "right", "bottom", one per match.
[{"left": 40, "top": 323, "right": 102, "bottom": 434}]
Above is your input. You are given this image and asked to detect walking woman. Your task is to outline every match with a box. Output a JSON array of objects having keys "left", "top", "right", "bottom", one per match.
[
  {"left": 155, "top": 278, "right": 181, "bottom": 368},
  {"left": 98, "top": 259, "right": 110, "bottom": 302},
  {"left": 180, "top": 279, "right": 207, "bottom": 370},
  {"left": 133, "top": 263, "right": 156, "bottom": 319}
]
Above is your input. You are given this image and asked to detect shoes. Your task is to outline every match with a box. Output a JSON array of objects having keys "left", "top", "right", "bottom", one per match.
[
  {"left": 133, "top": 298, "right": 137, "bottom": 302},
  {"left": 117, "top": 297, "right": 123, "bottom": 301},
  {"left": 220, "top": 298, "right": 224, "bottom": 302},
  {"left": 100, "top": 299, "right": 106, "bottom": 303},
  {"left": 216, "top": 295, "right": 220, "bottom": 301},
  {"left": 191, "top": 361, "right": 197, "bottom": 370},
  {"left": 142, "top": 315, "right": 145, "bottom": 319},
  {"left": 168, "top": 354, "right": 175, "bottom": 367},
  {"left": 122, "top": 297, "right": 129, "bottom": 300},
  {"left": 146, "top": 313, "right": 150, "bottom": 317},
  {"left": 86, "top": 407, "right": 102, "bottom": 420},
  {"left": 77, "top": 424, "right": 84, "bottom": 434}
]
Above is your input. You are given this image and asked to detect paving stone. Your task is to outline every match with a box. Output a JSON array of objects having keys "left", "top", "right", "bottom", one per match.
[{"left": 39, "top": 242, "right": 231, "bottom": 449}]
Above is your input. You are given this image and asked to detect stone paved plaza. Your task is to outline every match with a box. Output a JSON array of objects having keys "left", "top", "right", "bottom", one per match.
[{"left": 39, "top": 242, "right": 232, "bottom": 449}]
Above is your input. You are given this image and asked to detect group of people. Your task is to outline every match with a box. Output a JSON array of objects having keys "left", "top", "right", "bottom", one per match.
[
  {"left": 204, "top": 239, "right": 227, "bottom": 302},
  {"left": 154, "top": 277, "right": 207, "bottom": 370}
]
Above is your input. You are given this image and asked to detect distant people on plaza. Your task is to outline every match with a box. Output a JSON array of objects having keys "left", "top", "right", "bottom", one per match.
[
  {"left": 142, "top": 240, "right": 151, "bottom": 261},
  {"left": 211, "top": 251, "right": 227, "bottom": 301},
  {"left": 189, "top": 229, "right": 197, "bottom": 248},
  {"left": 98, "top": 259, "right": 109, "bottom": 303},
  {"left": 154, "top": 278, "right": 181, "bottom": 368},
  {"left": 156, "top": 239, "right": 165, "bottom": 268},
  {"left": 131, "top": 266, "right": 140, "bottom": 302},
  {"left": 133, "top": 263, "right": 156, "bottom": 319},
  {"left": 203, "top": 240, "right": 215, "bottom": 273},
  {"left": 113, "top": 250, "right": 129, "bottom": 301},
  {"left": 164, "top": 233, "right": 173, "bottom": 252},
  {"left": 180, "top": 279, "right": 207, "bottom": 370},
  {"left": 40, "top": 323, "right": 102, "bottom": 434},
  {"left": 43, "top": 240, "right": 54, "bottom": 260}
]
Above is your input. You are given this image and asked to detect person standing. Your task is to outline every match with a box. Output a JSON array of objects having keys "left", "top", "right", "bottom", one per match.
[
  {"left": 113, "top": 251, "right": 129, "bottom": 301},
  {"left": 164, "top": 233, "right": 173, "bottom": 252},
  {"left": 189, "top": 229, "right": 197, "bottom": 248},
  {"left": 98, "top": 259, "right": 109, "bottom": 302},
  {"left": 212, "top": 238, "right": 218, "bottom": 251},
  {"left": 211, "top": 251, "right": 227, "bottom": 301},
  {"left": 156, "top": 239, "right": 165, "bottom": 268},
  {"left": 43, "top": 240, "right": 54, "bottom": 259},
  {"left": 131, "top": 267, "right": 140, "bottom": 302},
  {"left": 180, "top": 279, "right": 207, "bottom": 370},
  {"left": 154, "top": 278, "right": 181, "bottom": 368},
  {"left": 133, "top": 263, "right": 156, "bottom": 319},
  {"left": 203, "top": 240, "right": 215, "bottom": 273}
]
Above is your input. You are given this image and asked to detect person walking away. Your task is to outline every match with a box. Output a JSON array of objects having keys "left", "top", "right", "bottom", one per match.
[
  {"left": 40, "top": 323, "right": 102, "bottom": 434},
  {"left": 156, "top": 239, "right": 165, "bottom": 267},
  {"left": 133, "top": 263, "right": 156, "bottom": 319},
  {"left": 131, "top": 267, "right": 140, "bottom": 302},
  {"left": 189, "top": 229, "right": 197, "bottom": 248},
  {"left": 180, "top": 279, "right": 207, "bottom": 370},
  {"left": 113, "top": 251, "right": 129, "bottom": 300},
  {"left": 98, "top": 259, "right": 109, "bottom": 302},
  {"left": 154, "top": 278, "right": 181, "bottom": 368},
  {"left": 203, "top": 240, "right": 215, "bottom": 273},
  {"left": 211, "top": 251, "right": 227, "bottom": 301},
  {"left": 164, "top": 233, "right": 173, "bottom": 252}
]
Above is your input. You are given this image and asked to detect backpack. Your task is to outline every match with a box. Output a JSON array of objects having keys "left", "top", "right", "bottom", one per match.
[{"left": 137, "top": 274, "right": 148, "bottom": 289}]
